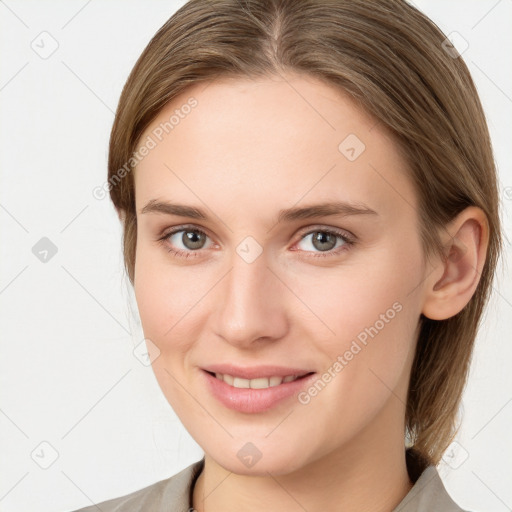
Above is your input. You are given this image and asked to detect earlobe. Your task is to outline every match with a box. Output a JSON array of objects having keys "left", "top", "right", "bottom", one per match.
[
  {"left": 422, "top": 207, "right": 489, "bottom": 321},
  {"left": 117, "top": 208, "right": 126, "bottom": 223}
]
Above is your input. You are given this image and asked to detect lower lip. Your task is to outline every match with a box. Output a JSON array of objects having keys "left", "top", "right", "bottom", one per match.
[{"left": 202, "top": 370, "right": 316, "bottom": 413}]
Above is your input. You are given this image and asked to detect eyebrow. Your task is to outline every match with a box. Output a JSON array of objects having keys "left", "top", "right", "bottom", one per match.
[{"left": 140, "top": 199, "right": 379, "bottom": 223}]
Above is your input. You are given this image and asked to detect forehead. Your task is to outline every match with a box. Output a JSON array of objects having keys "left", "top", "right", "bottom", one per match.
[{"left": 133, "top": 74, "right": 416, "bottom": 223}]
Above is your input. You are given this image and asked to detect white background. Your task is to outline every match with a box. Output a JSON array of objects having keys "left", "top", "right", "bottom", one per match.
[{"left": 0, "top": 1, "right": 511, "bottom": 511}]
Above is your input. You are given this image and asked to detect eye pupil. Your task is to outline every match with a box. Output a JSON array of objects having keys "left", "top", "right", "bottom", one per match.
[
  {"left": 312, "top": 231, "right": 337, "bottom": 251},
  {"left": 183, "top": 230, "right": 206, "bottom": 250}
]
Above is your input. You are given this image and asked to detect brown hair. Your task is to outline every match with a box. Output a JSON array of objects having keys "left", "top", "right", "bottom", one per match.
[{"left": 107, "top": 0, "right": 504, "bottom": 476}]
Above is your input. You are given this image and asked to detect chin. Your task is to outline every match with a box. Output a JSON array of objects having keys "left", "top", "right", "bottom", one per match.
[{"left": 204, "top": 440, "right": 313, "bottom": 477}]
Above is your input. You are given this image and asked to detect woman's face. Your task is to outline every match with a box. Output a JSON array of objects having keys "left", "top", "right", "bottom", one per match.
[{"left": 132, "top": 73, "right": 429, "bottom": 475}]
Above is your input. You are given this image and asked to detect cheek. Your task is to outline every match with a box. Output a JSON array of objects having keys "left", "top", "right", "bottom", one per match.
[
  {"left": 133, "top": 245, "right": 203, "bottom": 415},
  {"left": 133, "top": 243, "right": 192, "bottom": 349},
  {"left": 292, "top": 244, "right": 422, "bottom": 403},
  {"left": 133, "top": 240, "right": 220, "bottom": 371},
  {"left": 293, "top": 243, "right": 420, "bottom": 343}
]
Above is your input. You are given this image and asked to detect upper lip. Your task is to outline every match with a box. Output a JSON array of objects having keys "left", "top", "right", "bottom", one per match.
[{"left": 202, "top": 364, "right": 315, "bottom": 380}]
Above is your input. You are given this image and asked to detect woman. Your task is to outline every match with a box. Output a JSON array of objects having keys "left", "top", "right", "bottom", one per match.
[{"left": 73, "top": 0, "right": 503, "bottom": 510}]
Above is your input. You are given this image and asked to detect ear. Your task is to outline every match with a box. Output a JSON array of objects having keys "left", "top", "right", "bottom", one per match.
[{"left": 421, "top": 206, "right": 489, "bottom": 321}]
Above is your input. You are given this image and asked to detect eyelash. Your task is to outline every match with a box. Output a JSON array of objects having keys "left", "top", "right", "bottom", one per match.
[{"left": 157, "top": 224, "right": 356, "bottom": 260}]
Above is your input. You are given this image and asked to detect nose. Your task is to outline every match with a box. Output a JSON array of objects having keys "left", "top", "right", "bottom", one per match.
[{"left": 211, "top": 249, "right": 289, "bottom": 349}]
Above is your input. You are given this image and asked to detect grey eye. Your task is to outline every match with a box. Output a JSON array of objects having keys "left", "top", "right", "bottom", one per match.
[
  {"left": 169, "top": 229, "right": 209, "bottom": 251},
  {"left": 297, "top": 230, "right": 347, "bottom": 253}
]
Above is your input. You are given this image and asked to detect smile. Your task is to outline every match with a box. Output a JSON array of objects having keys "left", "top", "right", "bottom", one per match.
[
  {"left": 209, "top": 371, "right": 308, "bottom": 389},
  {"left": 202, "top": 369, "right": 317, "bottom": 413}
]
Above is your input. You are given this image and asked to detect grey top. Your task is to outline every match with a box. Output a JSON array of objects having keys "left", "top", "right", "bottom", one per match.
[{"left": 70, "top": 457, "right": 468, "bottom": 512}]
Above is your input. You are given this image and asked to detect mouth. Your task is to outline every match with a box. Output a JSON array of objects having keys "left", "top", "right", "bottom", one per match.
[
  {"left": 201, "top": 367, "right": 318, "bottom": 413},
  {"left": 204, "top": 370, "right": 315, "bottom": 389}
]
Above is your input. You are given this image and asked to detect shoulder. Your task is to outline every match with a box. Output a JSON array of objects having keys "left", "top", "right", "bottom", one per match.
[
  {"left": 68, "top": 458, "right": 204, "bottom": 512},
  {"left": 392, "top": 465, "right": 469, "bottom": 512}
]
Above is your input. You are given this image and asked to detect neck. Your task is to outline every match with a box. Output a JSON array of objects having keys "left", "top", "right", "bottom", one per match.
[{"left": 192, "top": 396, "right": 414, "bottom": 512}]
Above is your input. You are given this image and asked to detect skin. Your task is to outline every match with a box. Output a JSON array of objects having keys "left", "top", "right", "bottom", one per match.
[{"left": 127, "top": 73, "right": 489, "bottom": 512}]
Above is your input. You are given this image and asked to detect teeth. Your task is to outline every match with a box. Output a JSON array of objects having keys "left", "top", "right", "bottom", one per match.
[
  {"left": 213, "top": 373, "right": 302, "bottom": 389},
  {"left": 269, "top": 376, "right": 283, "bottom": 387},
  {"left": 222, "top": 373, "right": 234, "bottom": 386},
  {"left": 233, "top": 377, "right": 250, "bottom": 388}
]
